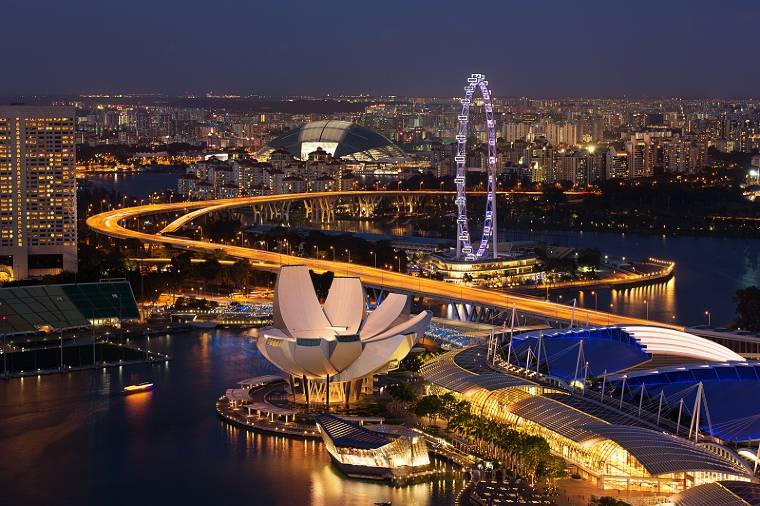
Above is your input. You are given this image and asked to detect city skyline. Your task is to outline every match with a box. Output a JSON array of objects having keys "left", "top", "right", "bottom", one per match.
[
  {"left": 4, "top": 2, "right": 760, "bottom": 503},
  {"left": 5, "top": 0, "right": 760, "bottom": 98}
]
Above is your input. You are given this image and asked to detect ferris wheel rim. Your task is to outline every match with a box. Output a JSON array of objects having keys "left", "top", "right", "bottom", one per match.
[{"left": 455, "top": 73, "right": 498, "bottom": 261}]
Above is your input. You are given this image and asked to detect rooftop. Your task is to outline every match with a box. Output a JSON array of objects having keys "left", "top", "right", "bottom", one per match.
[
  {"left": 584, "top": 424, "right": 751, "bottom": 477},
  {"left": 315, "top": 414, "right": 390, "bottom": 450},
  {"left": 672, "top": 480, "right": 760, "bottom": 506},
  {"left": 258, "top": 120, "right": 406, "bottom": 162},
  {"left": 0, "top": 280, "right": 139, "bottom": 335}
]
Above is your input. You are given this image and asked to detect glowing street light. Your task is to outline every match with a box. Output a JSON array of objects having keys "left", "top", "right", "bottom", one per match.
[{"left": 705, "top": 310, "right": 711, "bottom": 327}]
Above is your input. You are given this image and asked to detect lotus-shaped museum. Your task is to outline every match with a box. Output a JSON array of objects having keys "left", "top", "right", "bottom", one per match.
[{"left": 257, "top": 265, "right": 432, "bottom": 404}]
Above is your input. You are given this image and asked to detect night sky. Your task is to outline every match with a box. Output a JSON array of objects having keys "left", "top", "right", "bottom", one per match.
[{"left": 4, "top": 0, "right": 760, "bottom": 97}]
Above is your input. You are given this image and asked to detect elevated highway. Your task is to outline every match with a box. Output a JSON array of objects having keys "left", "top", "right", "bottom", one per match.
[
  {"left": 158, "top": 190, "right": 596, "bottom": 235},
  {"left": 87, "top": 191, "right": 681, "bottom": 330}
]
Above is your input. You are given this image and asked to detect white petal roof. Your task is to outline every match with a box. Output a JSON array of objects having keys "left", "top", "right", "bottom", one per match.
[
  {"left": 322, "top": 277, "right": 364, "bottom": 334},
  {"left": 272, "top": 265, "right": 332, "bottom": 337},
  {"left": 258, "top": 265, "right": 431, "bottom": 381}
]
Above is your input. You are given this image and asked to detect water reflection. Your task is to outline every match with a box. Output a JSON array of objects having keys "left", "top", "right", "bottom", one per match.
[
  {"left": 552, "top": 278, "right": 679, "bottom": 324},
  {"left": 0, "top": 329, "right": 457, "bottom": 505},
  {"left": 124, "top": 391, "right": 152, "bottom": 422},
  {"left": 84, "top": 171, "right": 181, "bottom": 199}
]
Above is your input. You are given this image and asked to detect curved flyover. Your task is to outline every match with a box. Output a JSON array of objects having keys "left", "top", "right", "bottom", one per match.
[{"left": 86, "top": 190, "right": 682, "bottom": 330}]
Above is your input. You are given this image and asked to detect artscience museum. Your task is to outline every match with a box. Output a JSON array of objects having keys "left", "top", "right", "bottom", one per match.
[{"left": 257, "top": 265, "right": 432, "bottom": 406}]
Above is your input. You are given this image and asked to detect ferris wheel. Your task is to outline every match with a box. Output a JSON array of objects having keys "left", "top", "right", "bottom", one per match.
[{"left": 455, "top": 73, "right": 498, "bottom": 261}]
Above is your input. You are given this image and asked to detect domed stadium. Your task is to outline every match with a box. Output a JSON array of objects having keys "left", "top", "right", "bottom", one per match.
[{"left": 256, "top": 120, "right": 406, "bottom": 162}]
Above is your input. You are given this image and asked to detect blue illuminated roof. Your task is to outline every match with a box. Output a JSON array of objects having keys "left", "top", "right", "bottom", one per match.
[
  {"left": 510, "top": 327, "right": 651, "bottom": 380},
  {"left": 607, "top": 362, "right": 760, "bottom": 442}
]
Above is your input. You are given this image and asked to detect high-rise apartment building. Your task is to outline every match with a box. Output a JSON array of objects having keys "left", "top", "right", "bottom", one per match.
[
  {"left": 503, "top": 122, "right": 533, "bottom": 142},
  {"left": 543, "top": 121, "right": 579, "bottom": 147},
  {"left": 0, "top": 106, "right": 77, "bottom": 280}
]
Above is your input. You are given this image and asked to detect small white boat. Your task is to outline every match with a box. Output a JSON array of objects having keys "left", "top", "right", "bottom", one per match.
[{"left": 123, "top": 382, "right": 154, "bottom": 394}]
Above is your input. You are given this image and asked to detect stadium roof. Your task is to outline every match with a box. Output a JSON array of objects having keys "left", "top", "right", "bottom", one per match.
[
  {"left": 584, "top": 424, "right": 752, "bottom": 477},
  {"left": 0, "top": 281, "right": 139, "bottom": 335},
  {"left": 671, "top": 480, "right": 760, "bottom": 506},
  {"left": 315, "top": 414, "right": 390, "bottom": 450},
  {"left": 257, "top": 120, "right": 406, "bottom": 161}
]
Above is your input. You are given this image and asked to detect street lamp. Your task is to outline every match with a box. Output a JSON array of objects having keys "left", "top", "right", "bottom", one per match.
[
  {"left": 344, "top": 249, "right": 351, "bottom": 263},
  {"left": 370, "top": 251, "right": 377, "bottom": 268},
  {"left": 705, "top": 310, "right": 711, "bottom": 327},
  {"left": 313, "top": 245, "right": 319, "bottom": 259},
  {"left": 643, "top": 299, "right": 648, "bottom": 320},
  {"left": 591, "top": 290, "right": 598, "bottom": 311},
  {"left": 329, "top": 245, "right": 335, "bottom": 261}
]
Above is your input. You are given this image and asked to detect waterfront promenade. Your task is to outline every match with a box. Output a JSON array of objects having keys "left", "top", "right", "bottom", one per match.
[{"left": 215, "top": 377, "right": 478, "bottom": 471}]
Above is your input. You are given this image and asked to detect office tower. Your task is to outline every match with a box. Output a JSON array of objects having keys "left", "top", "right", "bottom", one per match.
[{"left": 0, "top": 105, "right": 77, "bottom": 280}]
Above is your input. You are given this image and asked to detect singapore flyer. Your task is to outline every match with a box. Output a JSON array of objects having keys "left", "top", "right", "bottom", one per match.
[{"left": 454, "top": 73, "right": 498, "bottom": 261}]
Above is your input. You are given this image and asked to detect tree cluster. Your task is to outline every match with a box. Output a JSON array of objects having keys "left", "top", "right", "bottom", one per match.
[{"left": 414, "top": 393, "right": 566, "bottom": 482}]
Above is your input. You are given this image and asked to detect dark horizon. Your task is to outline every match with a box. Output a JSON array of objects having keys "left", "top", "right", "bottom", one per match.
[
  {"left": 5, "top": 93, "right": 760, "bottom": 102},
  {"left": 4, "top": 0, "right": 760, "bottom": 98}
]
